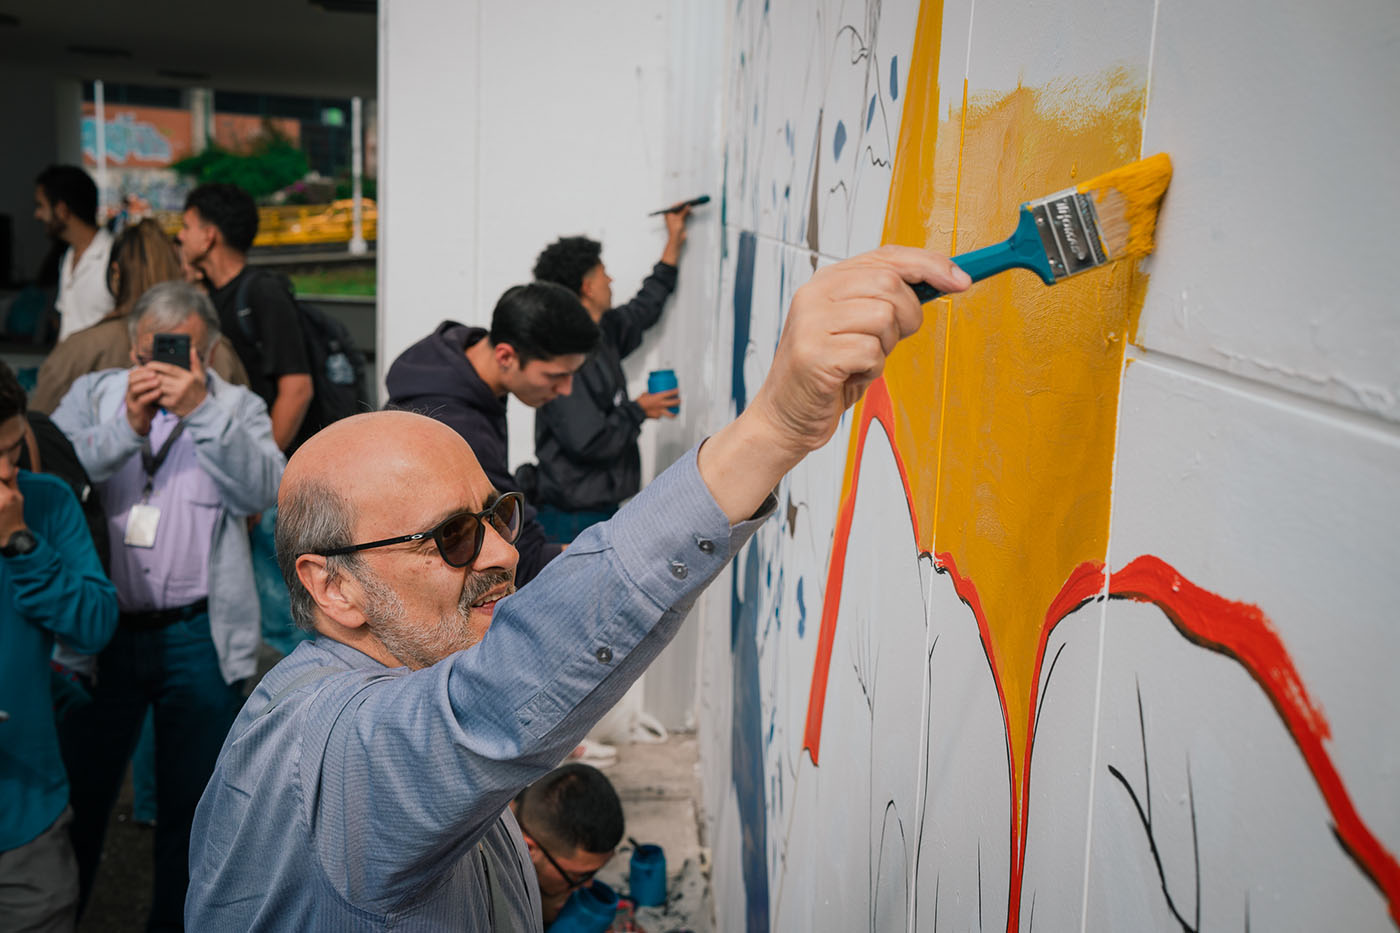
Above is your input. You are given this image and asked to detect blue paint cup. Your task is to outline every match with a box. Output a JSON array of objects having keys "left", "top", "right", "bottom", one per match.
[
  {"left": 647, "top": 369, "right": 680, "bottom": 414},
  {"left": 548, "top": 880, "right": 619, "bottom": 933},
  {"left": 629, "top": 843, "right": 667, "bottom": 907}
]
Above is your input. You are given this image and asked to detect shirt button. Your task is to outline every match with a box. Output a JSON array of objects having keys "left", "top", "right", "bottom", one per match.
[
  {"left": 670, "top": 561, "right": 688, "bottom": 579},
  {"left": 696, "top": 537, "right": 715, "bottom": 554},
  {"left": 595, "top": 646, "right": 613, "bottom": 664}
]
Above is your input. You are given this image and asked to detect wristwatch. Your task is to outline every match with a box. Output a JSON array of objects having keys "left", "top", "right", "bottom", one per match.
[{"left": 1, "top": 529, "right": 38, "bottom": 558}]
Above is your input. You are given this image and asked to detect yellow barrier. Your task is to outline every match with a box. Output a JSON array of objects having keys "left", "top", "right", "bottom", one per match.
[
  {"left": 253, "top": 200, "right": 378, "bottom": 247},
  {"left": 155, "top": 201, "right": 378, "bottom": 248}
]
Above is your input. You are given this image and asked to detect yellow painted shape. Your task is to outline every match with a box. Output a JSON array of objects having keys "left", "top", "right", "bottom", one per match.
[
  {"left": 930, "top": 83, "right": 1147, "bottom": 801},
  {"left": 859, "top": 11, "right": 1152, "bottom": 893}
]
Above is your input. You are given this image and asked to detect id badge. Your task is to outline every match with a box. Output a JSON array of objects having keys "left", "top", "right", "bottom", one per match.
[{"left": 124, "top": 503, "right": 162, "bottom": 548}]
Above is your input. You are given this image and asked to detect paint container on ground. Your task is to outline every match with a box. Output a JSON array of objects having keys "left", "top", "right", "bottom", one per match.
[
  {"left": 548, "top": 880, "right": 619, "bottom": 933},
  {"left": 629, "top": 843, "right": 667, "bottom": 907},
  {"left": 647, "top": 369, "right": 680, "bottom": 414}
]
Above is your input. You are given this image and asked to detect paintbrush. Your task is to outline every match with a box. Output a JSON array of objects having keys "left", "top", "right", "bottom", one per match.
[
  {"left": 912, "top": 152, "right": 1173, "bottom": 302},
  {"left": 648, "top": 195, "right": 710, "bottom": 216}
]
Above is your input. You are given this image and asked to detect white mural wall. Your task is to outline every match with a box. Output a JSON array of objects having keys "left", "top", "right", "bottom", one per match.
[
  {"left": 697, "top": 0, "right": 1400, "bottom": 931},
  {"left": 380, "top": 2, "right": 1399, "bottom": 927}
]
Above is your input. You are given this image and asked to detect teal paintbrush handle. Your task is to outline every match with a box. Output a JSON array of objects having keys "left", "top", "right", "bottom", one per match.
[{"left": 910, "top": 208, "right": 1055, "bottom": 303}]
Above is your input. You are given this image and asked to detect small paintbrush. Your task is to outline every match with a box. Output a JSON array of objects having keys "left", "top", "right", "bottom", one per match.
[
  {"left": 913, "top": 152, "right": 1173, "bottom": 302},
  {"left": 648, "top": 195, "right": 710, "bottom": 216}
]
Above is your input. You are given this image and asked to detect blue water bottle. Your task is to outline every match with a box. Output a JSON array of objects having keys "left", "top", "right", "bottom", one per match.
[
  {"left": 646, "top": 369, "right": 680, "bottom": 414},
  {"left": 629, "top": 843, "right": 667, "bottom": 907},
  {"left": 548, "top": 880, "right": 619, "bottom": 933}
]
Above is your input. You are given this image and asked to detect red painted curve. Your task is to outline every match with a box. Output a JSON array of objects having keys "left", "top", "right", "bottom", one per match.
[
  {"left": 1108, "top": 555, "right": 1400, "bottom": 926},
  {"left": 807, "top": 506, "right": 1400, "bottom": 927},
  {"left": 801, "top": 378, "right": 920, "bottom": 764}
]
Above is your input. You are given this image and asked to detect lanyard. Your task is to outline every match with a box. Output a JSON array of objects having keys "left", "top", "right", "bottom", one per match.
[{"left": 139, "top": 421, "right": 186, "bottom": 501}]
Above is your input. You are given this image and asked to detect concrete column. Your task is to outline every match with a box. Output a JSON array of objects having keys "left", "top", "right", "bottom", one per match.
[
  {"left": 349, "top": 96, "right": 367, "bottom": 255},
  {"left": 186, "top": 87, "right": 214, "bottom": 154}
]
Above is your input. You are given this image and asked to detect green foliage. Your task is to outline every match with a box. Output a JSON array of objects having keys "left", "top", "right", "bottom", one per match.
[
  {"left": 289, "top": 266, "right": 376, "bottom": 297},
  {"left": 171, "top": 124, "right": 311, "bottom": 200},
  {"left": 334, "top": 176, "right": 377, "bottom": 200}
]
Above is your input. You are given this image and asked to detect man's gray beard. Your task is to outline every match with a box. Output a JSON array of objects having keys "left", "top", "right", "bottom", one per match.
[{"left": 361, "top": 567, "right": 514, "bottom": 669}]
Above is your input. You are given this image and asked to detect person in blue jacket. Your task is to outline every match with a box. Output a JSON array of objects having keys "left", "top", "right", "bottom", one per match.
[{"left": 0, "top": 359, "right": 118, "bottom": 931}]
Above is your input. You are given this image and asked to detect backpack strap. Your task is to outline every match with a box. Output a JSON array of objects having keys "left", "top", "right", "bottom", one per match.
[{"left": 232, "top": 269, "right": 264, "bottom": 351}]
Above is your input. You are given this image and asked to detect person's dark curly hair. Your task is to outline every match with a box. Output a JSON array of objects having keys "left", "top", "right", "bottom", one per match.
[
  {"left": 185, "top": 183, "right": 259, "bottom": 254},
  {"left": 532, "top": 236, "right": 603, "bottom": 296}
]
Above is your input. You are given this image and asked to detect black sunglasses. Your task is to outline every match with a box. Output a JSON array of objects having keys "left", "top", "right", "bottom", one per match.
[
  {"left": 314, "top": 492, "right": 524, "bottom": 567},
  {"left": 517, "top": 817, "right": 599, "bottom": 890}
]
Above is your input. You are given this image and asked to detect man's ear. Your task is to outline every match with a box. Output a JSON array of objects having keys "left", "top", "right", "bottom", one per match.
[
  {"left": 493, "top": 342, "right": 519, "bottom": 372},
  {"left": 295, "top": 554, "right": 368, "bottom": 630}
]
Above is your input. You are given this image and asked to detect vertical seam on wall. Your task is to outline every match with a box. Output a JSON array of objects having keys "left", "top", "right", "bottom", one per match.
[
  {"left": 374, "top": 5, "right": 389, "bottom": 394},
  {"left": 1081, "top": 8, "right": 1163, "bottom": 923},
  {"left": 1139, "top": 0, "right": 1163, "bottom": 150},
  {"left": 932, "top": 0, "right": 975, "bottom": 561},
  {"left": 473, "top": 0, "right": 483, "bottom": 317}
]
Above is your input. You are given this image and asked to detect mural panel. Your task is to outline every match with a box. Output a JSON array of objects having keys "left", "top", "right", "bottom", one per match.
[{"left": 704, "top": 0, "right": 1400, "bottom": 930}]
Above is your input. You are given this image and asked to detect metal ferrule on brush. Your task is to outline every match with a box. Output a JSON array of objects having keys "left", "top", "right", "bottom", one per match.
[{"left": 1028, "top": 188, "right": 1108, "bottom": 280}]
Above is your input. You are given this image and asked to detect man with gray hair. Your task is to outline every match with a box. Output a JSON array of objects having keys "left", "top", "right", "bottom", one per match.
[{"left": 51, "top": 280, "right": 284, "bottom": 930}]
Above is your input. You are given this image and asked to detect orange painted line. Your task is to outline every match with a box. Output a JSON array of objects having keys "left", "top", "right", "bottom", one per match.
[{"left": 801, "top": 379, "right": 919, "bottom": 763}]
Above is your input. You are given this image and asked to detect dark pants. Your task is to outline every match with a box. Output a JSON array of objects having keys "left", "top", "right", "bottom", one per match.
[
  {"left": 58, "top": 615, "right": 244, "bottom": 932},
  {"left": 535, "top": 504, "right": 617, "bottom": 545}
]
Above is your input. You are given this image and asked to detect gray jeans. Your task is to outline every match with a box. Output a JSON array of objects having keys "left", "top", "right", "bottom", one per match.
[{"left": 0, "top": 807, "right": 78, "bottom": 933}]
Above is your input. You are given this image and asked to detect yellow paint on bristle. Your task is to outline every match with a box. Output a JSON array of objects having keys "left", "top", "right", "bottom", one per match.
[{"left": 1078, "top": 152, "right": 1173, "bottom": 258}]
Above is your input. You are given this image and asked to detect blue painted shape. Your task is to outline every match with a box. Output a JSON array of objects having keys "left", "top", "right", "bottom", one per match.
[
  {"left": 866, "top": 94, "right": 876, "bottom": 131},
  {"left": 833, "top": 120, "right": 847, "bottom": 161},
  {"left": 890, "top": 55, "right": 899, "bottom": 99},
  {"left": 730, "top": 544, "right": 771, "bottom": 931},
  {"left": 731, "top": 231, "right": 757, "bottom": 413},
  {"left": 796, "top": 578, "right": 807, "bottom": 639}
]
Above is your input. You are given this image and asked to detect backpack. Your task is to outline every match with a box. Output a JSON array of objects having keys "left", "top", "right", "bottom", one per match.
[{"left": 233, "top": 270, "right": 371, "bottom": 445}]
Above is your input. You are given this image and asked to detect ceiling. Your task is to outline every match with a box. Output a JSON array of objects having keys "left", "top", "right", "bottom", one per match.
[{"left": 0, "top": 0, "right": 377, "bottom": 98}]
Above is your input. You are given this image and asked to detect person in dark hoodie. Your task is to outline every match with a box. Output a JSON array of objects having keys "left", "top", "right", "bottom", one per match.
[
  {"left": 528, "top": 204, "right": 692, "bottom": 544},
  {"left": 384, "top": 282, "right": 598, "bottom": 585}
]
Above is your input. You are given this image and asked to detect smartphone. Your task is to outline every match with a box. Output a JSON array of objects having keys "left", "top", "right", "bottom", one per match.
[{"left": 152, "top": 333, "right": 191, "bottom": 369}]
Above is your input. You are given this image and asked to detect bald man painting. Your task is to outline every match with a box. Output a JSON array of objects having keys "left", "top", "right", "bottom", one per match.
[{"left": 185, "top": 246, "right": 972, "bottom": 931}]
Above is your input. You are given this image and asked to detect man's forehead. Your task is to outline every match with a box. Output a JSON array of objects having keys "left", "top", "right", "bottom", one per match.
[
  {"left": 529, "top": 355, "right": 586, "bottom": 376},
  {"left": 342, "top": 441, "right": 492, "bottom": 528},
  {"left": 136, "top": 314, "right": 203, "bottom": 338},
  {"left": 0, "top": 413, "right": 26, "bottom": 442}
]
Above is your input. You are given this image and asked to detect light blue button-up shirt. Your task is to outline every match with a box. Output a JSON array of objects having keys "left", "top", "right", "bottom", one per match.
[{"left": 187, "top": 446, "right": 773, "bottom": 930}]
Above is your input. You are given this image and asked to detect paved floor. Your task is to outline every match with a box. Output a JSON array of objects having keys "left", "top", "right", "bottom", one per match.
[{"left": 592, "top": 735, "right": 711, "bottom": 933}]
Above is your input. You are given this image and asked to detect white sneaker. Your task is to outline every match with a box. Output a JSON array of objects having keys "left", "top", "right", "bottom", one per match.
[{"left": 567, "top": 738, "right": 619, "bottom": 769}]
